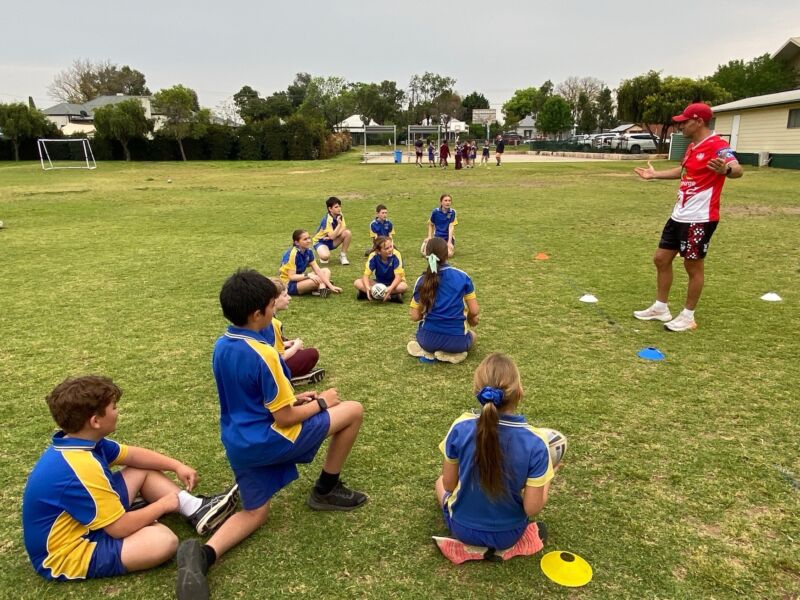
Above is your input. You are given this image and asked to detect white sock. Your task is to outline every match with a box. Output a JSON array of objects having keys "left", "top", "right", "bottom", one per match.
[
  {"left": 681, "top": 308, "right": 695, "bottom": 319},
  {"left": 654, "top": 300, "right": 668, "bottom": 311},
  {"left": 178, "top": 490, "right": 203, "bottom": 516}
]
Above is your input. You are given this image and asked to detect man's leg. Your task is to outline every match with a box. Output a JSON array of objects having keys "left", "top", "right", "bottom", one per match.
[
  {"left": 654, "top": 248, "right": 678, "bottom": 303},
  {"left": 683, "top": 258, "right": 705, "bottom": 310}
]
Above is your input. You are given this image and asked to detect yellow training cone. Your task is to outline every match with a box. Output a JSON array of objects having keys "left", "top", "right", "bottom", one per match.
[{"left": 540, "top": 551, "right": 592, "bottom": 587}]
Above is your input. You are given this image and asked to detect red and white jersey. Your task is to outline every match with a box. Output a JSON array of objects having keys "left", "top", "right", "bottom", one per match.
[{"left": 672, "top": 134, "right": 737, "bottom": 223}]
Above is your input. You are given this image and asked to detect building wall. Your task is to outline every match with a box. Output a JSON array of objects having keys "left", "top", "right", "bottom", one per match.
[{"left": 714, "top": 102, "right": 800, "bottom": 153}]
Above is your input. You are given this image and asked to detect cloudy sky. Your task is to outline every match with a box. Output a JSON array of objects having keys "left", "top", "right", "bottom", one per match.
[{"left": 1, "top": 0, "right": 797, "bottom": 113}]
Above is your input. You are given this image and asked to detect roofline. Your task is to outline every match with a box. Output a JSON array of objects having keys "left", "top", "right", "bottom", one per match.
[
  {"left": 771, "top": 37, "right": 800, "bottom": 60},
  {"left": 714, "top": 97, "right": 800, "bottom": 113}
]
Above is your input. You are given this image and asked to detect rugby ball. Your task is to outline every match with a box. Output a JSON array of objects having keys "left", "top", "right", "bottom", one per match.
[
  {"left": 371, "top": 283, "right": 388, "bottom": 300},
  {"left": 540, "top": 428, "right": 568, "bottom": 468}
]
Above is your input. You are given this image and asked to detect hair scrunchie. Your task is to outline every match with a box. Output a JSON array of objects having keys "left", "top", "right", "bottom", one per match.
[
  {"left": 476, "top": 386, "right": 504, "bottom": 407},
  {"left": 427, "top": 252, "right": 440, "bottom": 273}
]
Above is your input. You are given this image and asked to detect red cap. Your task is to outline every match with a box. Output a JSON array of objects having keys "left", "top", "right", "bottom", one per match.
[{"left": 673, "top": 103, "right": 713, "bottom": 123}]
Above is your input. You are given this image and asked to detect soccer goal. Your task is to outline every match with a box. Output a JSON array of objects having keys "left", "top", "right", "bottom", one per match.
[{"left": 38, "top": 138, "right": 97, "bottom": 171}]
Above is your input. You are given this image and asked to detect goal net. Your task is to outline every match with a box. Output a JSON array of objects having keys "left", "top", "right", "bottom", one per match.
[{"left": 38, "top": 138, "right": 97, "bottom": 171}]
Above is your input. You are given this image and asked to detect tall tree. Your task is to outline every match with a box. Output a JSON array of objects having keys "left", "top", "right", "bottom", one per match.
[
  {"left": 287, "top": 73, "right": 312, "bottom": 109},
  {"left": 299, "top": 76, "right": 354, "bottom": 130},
  {"left": 502, "top": 88, "right": 542, "bottom": 125},
  {"left": 375, "top": 80, "right": 405, "bottom": 123},
  {"left": 536, "top": 96, "right": 573, "bottom": 139},
  {"left": 708, "top": 53, "right": 798, "bottom": 101},
  {"left": 461, "top": 91, "right": 490, "bottom": 123},
  {"left": 49, "top": 59, "right": 150, "bottom": 103},
  {"left": 153, "top": 85, "right": 209, "bottom": 161},
  {"left": 92, "top": 99, "right": 152, "bottom": 161},
  {"left": 0, "top": 103, "right": 52, "bottom": 161},
  {"left": 556, "top": 76, "right": 605, "bottom": 122},
  {"left": 595, "top": 87, "right": 617, "bottom": 131},
  {"left": 352, "top": 83, "right": 381, "bottom": 126},
  {"left": 407, "top": 72, "right": 456, "bottom": 123},
  {"left": 432, "top": 91, "right": 463, "bottom": 132},
  {"left": 575, "top": 92, "right": 597, "bottom": 134}
]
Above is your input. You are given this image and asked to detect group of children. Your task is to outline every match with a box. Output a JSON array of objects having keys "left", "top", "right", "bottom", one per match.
[
  {"left": 21, "top": 191, "right": 563, "bottom": 598},
  {"left": 413, "top": 139, "right": 492, "bottom": 169}
]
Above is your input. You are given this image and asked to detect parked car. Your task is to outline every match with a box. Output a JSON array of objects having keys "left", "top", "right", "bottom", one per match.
[
  {"left": 502, "top": 132, "right": 523, "bottom": 145},
  {"left": 612, "top": 133, "right": 661, "bottom": 153},
  {"left": 592, "top": 133, "right": 620, "bottom": 148}
]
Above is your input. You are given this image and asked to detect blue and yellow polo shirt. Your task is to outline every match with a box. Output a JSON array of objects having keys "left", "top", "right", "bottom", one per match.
[
  {"left": 212, "top": 326, "right": 300, "bottom": 470},
  {"left": 410, "top": 266, "right": 476, "bottom": 335},
  {"left": 364, "top": 250, "right": 405, "bottom": 286},
  {"left": 312, "top": 213, "right": 346, "bottom": 244},
  {"left": 22, "top": 433, "right": 128, "bottom": 581},
  {"left": 429, "top": 207, "right": 457, "bottom": 240},
  {"left": 259, "top": 317, "right": 286, "bottom": 355},
  {"left": 369, "top": 218, "right": 394, "bottom": 239},
  {"left": 280, "top": 246, "right": 315, "bottom": 284},
  {"left": 439, "top": 412, "right": 553, "bottom": 532}
]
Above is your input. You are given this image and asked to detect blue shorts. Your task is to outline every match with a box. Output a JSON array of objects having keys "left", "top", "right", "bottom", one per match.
[
  {"left": 441, "top": 492, "right": 526, "bottom": 550},
  {"left": 314, "top": 239, "right": 335, "bottom": 251},
  {"left": 417, "top": 327, "right": 473, "bottom": 353},
  {"left": 233, "top": 411, "right": 331, "bottom": 510},
  {"left": 84, "top": 471, "right": 129, "bottom": 578},
  {"left": 287, "top": 280, "right": 300, "bottom": 296}
]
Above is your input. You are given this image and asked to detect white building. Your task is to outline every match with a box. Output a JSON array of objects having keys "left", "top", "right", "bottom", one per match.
[{"left": 42, "top": 95, "right": 165, "bottom": 136}]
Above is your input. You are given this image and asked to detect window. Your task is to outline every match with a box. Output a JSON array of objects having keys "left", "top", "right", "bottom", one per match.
[{"left": 788, "top": 109, "right": 800, "bottom": 128}]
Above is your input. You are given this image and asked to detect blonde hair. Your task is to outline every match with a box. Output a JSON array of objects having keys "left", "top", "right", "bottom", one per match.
[{"left": 269, "top": 276, "right": 285, "bottom": 293}]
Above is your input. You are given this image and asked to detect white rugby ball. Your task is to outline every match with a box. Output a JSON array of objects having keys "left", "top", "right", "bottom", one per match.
[
  {"left": 371, "top": 283, "right": 388, "bottom": 300},
  {"left": 540, "top": 428, "right": 568, "bottom": 468}
]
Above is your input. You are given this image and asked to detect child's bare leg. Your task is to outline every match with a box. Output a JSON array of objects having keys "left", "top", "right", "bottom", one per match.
[
  {"left": 316, "top": 246, "right": 331, "bottom": 262},
  {"left": 121, "top": 523, "right": 179, "bottom": 571},
  {"left": 354, "top": 279, "right": 375, "bottom": 293},
  {"left": 121, "top": 467, "right": 180, "bottom": 503},
  {"left": 296, "top": 278, "right": 320, "bottom": 295},
  {"left": 205, "top": 503, "right": 270, "bottom": 558},
  {"left": 323, "top": 401, "right": 364, "bottom": 474},
  {"left": 394, "top": 281, "right": 409, "bottom": 294},
  {"left": 435, "top": 476, "right": 447, "bottom": 506},
  {"left": 331, "top": 230, "right": 352, "bottom": 254}
]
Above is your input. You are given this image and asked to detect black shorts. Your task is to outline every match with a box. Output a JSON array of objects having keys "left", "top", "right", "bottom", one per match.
[{"left": 658, "top": 218, "right": 718, "bottom": 259}]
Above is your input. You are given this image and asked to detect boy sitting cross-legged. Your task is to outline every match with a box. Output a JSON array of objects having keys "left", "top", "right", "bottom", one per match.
[
  {"left": 22, "top": 376, "right": 238, "bottom": 582},
  {"left": 176, "top": 268, "right": 367, "bottom": 600}
]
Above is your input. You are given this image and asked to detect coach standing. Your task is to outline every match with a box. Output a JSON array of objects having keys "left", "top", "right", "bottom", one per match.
[
  {"left": 632, "top": 102, "right": 742, "bottom": 332},
  {"left": 495, "top": 134, "right": 505, "bottom": 166}
]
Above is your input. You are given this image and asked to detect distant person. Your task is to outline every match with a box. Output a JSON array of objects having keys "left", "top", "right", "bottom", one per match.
[
  {"left": 481, "top": 140, "right": 490, "bottom": 165},
  {"left": 454, "top": 143, "right": 463, "bottom": 170},
  {"left": 414, "top": 138, "right": 424, "bottom": 167},
  {"left": 633, "top": 102, "right": 742, "bottom": 332},
  {"left": 469, "top": 140, "right": 477, "bottom": 168},
  {"left": 428, "top": 140, "right": 436, "bottom": 167},
  {"left": 439, "top": 140, "right": 450, "bottom": 168},
  {"left": 408, "top": 237, "right": 479, "bottom": 364},
  {"left": 495, "top": 134, "right": 505, "bottom": 166},
  {"left": 311, "top": 196, "right": 352, "bottom": 265}
]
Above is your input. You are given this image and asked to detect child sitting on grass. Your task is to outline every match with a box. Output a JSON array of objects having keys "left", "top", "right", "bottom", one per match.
[
  {"left": 434, "top": 353, "right": 559, "bottom": 562},
  {"left": 354, "top": 236, "right": 407, "bottom": 303},
  {"left": 280, "top": 229, "right": 341, "bottom": 298},
  {"left": 264, "top": 277, "right": 325, "bottom": 386},
  {"left": 22, "top": 376, "right": 238, "bottom": 582},
  {"left": 176, "top": 269, "right": 366, "bottom": 600},
  {"left": 312, "top": 196, "right": 352, "bottom": 265}
]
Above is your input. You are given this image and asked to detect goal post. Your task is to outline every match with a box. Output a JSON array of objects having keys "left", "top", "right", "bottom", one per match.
[{"left": 38, "top": 138, "right": 97, "bottom": 171}]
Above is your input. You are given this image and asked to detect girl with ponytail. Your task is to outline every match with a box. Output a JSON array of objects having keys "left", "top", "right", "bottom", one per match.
[
  {"left": 407, "top": 237, "right": 479, "bottom": 363},
  {"left": 435, "top": 353, "right": 559, "bottom": 552}
]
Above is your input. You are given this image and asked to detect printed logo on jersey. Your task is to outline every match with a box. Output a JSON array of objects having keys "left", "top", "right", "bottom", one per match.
[{"left": 717, "top": 148, "right": 735, "bottom": 159}]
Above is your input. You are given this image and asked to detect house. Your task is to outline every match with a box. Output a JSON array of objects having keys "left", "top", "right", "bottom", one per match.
[
  {"left": 42, "top": 95, "right": 165, "bottom": 136},
  {"left": 334, "top": 114, "right": 380, "bottom": 144},
  {"left": 772, "top": 36, "right": 800, "bottom": 74},
  {"left": 514, "top": 115, "right": 538, "bottom": 140},
  {"left": 712, "top": 89, "right": 800, "bottom": 169}
]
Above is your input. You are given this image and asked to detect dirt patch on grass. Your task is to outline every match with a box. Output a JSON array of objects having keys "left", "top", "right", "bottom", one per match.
[
  {"left": 338, "top": 192, "right": 365, "bottom": 200},
  {"left": 288, "top": 169, "right": 329, "bottom": 175},
  {"left": 21, "top": 189, "right": 89, "bottom": 197},
  {"left": 726, "top": 205, "right": 800, "bottom": 216}
]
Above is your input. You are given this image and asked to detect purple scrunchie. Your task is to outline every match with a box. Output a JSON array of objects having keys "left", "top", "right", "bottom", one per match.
[{"left": 476, "top": 386, "right": 504, "bottom": 407}]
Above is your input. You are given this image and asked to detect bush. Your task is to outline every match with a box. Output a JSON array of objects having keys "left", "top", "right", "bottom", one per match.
[{"left": 263, "top": 118, "right": 287, "bottom": 160}]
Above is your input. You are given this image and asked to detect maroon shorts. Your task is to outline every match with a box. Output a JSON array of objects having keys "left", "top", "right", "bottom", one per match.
[{"left": 658, "top": 218, "right": 718, "bottom": 259}]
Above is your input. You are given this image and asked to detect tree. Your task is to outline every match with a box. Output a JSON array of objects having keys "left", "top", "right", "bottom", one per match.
[
  {"left": 49, "top": 59, "right": 150, "bottom": 103},
  {"left": 287, "top": 73, "right": 312, "bottom": 109},
  {"left": 708, "top": 53, "right": 798, "bottom": 101},
  {"left": 595, "top": 87, "right": 617, "bottom": 131},
  {"left": 299, "top": 77, "right": 354, "bottom": 130},
  {"left": 153, "top": 85, "right": 209, "bottom": 161},
  {"left": 375, "top": 80, "right": 405, "bottom": 124},
  {"left": 432, "top": 91, "right": 463, "bottom": 133},
  {"left": 407, "top": 72, "right": 456, "bottom": 123},
  {"left": 502, "top": 88, "right": 541, "bottom": 125},
  {"left": 92, "top": 99, "right": 152, "bottom": 161},
  {"left": 536, "top": 96, "right": 572, "bottom": 139},
  {"left": 0, "top": 103, "right": 52, "bottom": 161},
  {"left": 461, "top": 92, "right": 490, "bottom": 123},
  {"left": 575, "top": 92, "right": 597, "bottom": 134},
  {"left": 556, "top": 76, "right": 605, "bottom": 123},
  {"left": 352, "top": 83, "right": 381, "bottom": 126}
]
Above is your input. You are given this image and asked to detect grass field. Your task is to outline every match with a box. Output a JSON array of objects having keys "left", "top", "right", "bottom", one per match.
[{"left": 0, "top": 152, "right": 798, "bottom": 599}]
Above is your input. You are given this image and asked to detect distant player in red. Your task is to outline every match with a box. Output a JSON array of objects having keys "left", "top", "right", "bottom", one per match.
[
  {"left": 439, "top": 141, "right": 450, "bottom": 168},
  {"left": 633, "top": 102, "right": 743, "bottom": 332}
]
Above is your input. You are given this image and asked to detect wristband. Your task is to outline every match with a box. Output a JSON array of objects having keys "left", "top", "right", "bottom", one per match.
[{"left": 316, "top": 397, "right": 328, "bottom": 412}]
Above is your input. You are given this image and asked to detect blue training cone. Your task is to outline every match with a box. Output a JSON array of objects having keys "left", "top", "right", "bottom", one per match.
[{"left": 637, "top": 347, "right": 665, "bottom": 361}]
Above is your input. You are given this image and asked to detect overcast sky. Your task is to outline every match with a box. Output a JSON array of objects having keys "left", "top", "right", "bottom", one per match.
[{"left": 1, "top": 0, "right": 797, "bottom": 113}]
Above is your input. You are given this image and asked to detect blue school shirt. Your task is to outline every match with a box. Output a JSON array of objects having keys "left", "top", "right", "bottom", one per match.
[
  {"left": 369, "top": 218, "right": 394, "bottom": 239},
  {"left": 364, "top": 250, "right": 405, "bottom": 286},
  {"left": 280, "top": 246, "right": 315, "bottom": 283},
  {"left": 259, "top": 317, "right": 286, "bottom": 355},
  {"left": 212, "top": 327, "right": 301, "bottom": 470},
  {"left": 440, "top": 412, "right": 553, "bottom": 532},
  {"left": 429, "top": 207, "right": 457, "bottom": 240},
  {"left": 22, "top": 434, "right": 128, "bottom": 581},
  {"left": 312, "top": 213, "right": 345, "bottom": 244},
  {"left": 410, "top": 266, "right": 475, "bottom": 335}
]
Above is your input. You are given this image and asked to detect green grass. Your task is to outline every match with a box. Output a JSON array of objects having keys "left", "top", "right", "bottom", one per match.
[{"left": 1, "top": 153, "right": 798, "bottom": 599}]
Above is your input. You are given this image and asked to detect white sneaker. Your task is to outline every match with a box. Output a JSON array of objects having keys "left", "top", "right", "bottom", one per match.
[
  {"left": 633, "top": 304, "right": 672, "bottom": 322},
  {"left": 407, "top": 340, "right": 435, "bottom": 360},
  {"left": 317, "top": 258, "right": 329, "bottom": 265},
  {"left": 339, "top": 253, "right": 350, "bottom": 265},
  {"left": 434, "top": 350, "right": 468, "bottom": 364},
  {"left": 664, "top": 313, "right": 697, "bottom": 332}
]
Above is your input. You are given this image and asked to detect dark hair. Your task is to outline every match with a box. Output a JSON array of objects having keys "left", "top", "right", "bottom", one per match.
[
  {"left": 418, "top": 237, "right": 448, "bottom": 315},
  {"left": 473, "top": 354, "right": 523, "bottom": 498},
  {"left": 292, "top": 229, "right": 307, "bottom": 243},
  {"left": 375, "top": 204, "right": 387, "bottom": 213},
  {"left": 46, "top": 375, "right": 121, "bottom": 433},
  {"left": 325, "top": 196, "right": 341, "bottom": 209},
  {"left": 219, "top": 268, "right": 278, "bottom": 327},
  {"left": 372, "top": 235, "right": 390, "bottom": 254}
]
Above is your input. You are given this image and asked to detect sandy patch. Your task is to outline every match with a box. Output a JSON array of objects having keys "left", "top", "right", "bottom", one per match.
[{"left": 288, "top": 169, "right": 329, "bottom": 175}]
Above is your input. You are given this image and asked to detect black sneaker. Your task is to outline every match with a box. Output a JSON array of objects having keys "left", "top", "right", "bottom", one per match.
[
  {"left": 176, "top": 539, "right": 209, "bottom": 600},
  {"left": 389, "top": 293, "right": 404, "bottom": 304},
  {"left": 187, "top": 484, "right": 239, "bottom": 535},
  {"left": 290, "top": 368, "right": 326, "bottom": 387},
  {"left": 307, "top": 481, "right": 368, "bottom": 511},
  {"left": 356, "top": 290, "right": 368, "bottom": 301}
]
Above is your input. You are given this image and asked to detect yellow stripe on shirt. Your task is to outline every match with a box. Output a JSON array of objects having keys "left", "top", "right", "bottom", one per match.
[{"left": 244, "top": 338, "right": 295, "bottom": 413}]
